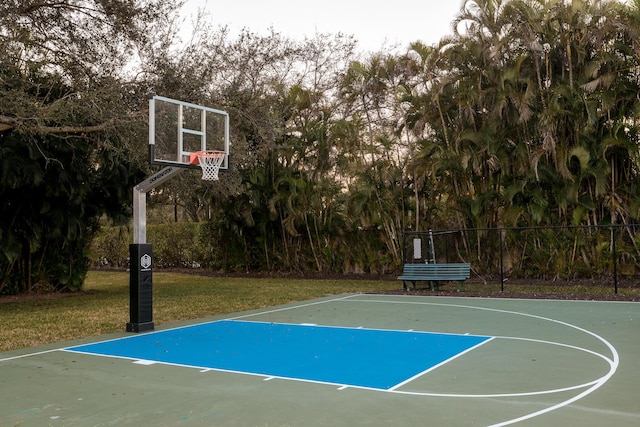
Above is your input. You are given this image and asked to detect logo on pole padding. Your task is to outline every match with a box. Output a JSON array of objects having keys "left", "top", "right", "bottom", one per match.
[{"left": 140, "top": 253, "right": 152, "bottom": 270}]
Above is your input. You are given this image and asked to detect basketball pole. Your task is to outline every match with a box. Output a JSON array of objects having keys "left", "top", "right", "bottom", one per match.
[{"left": 127, "top": 166, "right": 184, "bottom": 332}]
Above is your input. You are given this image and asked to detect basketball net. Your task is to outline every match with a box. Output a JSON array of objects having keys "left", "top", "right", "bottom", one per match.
[{"left": 196, "top": 150, "right": 226, "bottom": 181}]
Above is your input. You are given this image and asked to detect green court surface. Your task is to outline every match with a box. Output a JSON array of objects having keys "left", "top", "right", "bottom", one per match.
[{"left": 1, "top": 294, "right": 639, "bottom": 426}]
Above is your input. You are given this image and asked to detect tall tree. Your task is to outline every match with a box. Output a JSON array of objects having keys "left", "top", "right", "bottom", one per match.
[
  {"left": 406, "top": 0, "right": 640, "bottom": 231},
  {"left": 0, "top": 0, "right": 181, "bottom": 294}
]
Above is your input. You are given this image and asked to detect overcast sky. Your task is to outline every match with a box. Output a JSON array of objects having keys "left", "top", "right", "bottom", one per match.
[{"left": 180, "top": 0, "right": 464, "bottom": 51}]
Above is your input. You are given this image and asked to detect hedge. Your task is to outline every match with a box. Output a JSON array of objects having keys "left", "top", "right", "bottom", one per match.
[{"left": 90, "top": 223, "right": 212, "bottom": 269}]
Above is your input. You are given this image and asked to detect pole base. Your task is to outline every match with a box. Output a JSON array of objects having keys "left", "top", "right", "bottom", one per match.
[{"left": 126, "top": 322, "right": 155, "bottom": 333}]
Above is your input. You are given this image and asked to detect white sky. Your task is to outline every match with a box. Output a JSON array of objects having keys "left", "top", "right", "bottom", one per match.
[{"left": 180, "top": 0, "right": 464, "bottom": 51}]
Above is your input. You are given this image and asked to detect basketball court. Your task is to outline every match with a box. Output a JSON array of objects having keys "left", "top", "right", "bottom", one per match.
[
  {"left": 2, "top": 294, "right": 639, "bottom": 426},
  {"left": 3, "top": 96, "right": 637, "bottom": 425}
]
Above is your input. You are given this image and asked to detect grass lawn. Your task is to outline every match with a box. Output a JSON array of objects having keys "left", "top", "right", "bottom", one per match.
[
  {"left": 2, "top": 271, "right": 637, "bottom": 353},
  {"left": 0, "top": 271, "right": 398, "bottom": 352}
]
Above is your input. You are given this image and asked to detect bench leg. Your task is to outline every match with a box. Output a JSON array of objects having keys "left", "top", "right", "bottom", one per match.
[
  {"left": 429, "top": 281, "right": 439, "bottom": 291},
  {"left": 403, "top": 280, "right": 415, "bottom": 291}
]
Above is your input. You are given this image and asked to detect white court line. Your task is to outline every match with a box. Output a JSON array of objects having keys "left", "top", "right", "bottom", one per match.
[
  {"left": 0, "top": 348, "right": 59, "bottom": 363},
  {"left": 389, "top": 337, "right": 495, "bottom": 391},
  {"left": 353, "top": 293, "right": 638, "bottom": 305},
  {"left": 133, "top": 359, "right": 156, "bottom": 365},
  {"left": 227, "top": 294, "right": 355, "bottom": 321}
]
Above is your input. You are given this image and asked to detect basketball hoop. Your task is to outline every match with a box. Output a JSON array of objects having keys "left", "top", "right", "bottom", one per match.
[{"left": 194, "top": 150, "right": 226, "bottom": 181}]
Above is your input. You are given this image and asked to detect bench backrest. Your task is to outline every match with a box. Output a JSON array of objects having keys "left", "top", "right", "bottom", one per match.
[{"left": 402, "top": 263, "right": 470, "bottom": 277}]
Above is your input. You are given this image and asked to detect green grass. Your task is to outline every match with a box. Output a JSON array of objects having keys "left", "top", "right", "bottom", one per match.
[
  {"left": 2, "top": 271, "right": 637, "bottom": 353},
  {"left": 0, "top": 271, "right": 398, "bottom": 352}
]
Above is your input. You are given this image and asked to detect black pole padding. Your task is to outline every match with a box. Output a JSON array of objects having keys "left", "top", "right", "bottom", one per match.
[{"left": 126, "top": 243, "right": 154, "bottom": 332}]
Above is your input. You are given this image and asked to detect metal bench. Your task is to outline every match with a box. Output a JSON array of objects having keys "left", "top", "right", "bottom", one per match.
[{"left": 398, "top": 263, "right": 471, "bottom": 291}]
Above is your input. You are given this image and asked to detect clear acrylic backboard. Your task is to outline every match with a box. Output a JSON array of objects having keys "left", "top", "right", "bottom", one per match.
[{"left": 148, "top": 94, "right": 229, "bottom": 170}]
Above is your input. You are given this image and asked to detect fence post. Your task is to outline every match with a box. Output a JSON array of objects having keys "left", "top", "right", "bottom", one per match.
[
  {"left": 499, "top": 228, "right": 505, "bottom": 292},
  {"left": 612, "top": 226, "right": 618, "bottom": 294},
  {"left": 401, "top": 231, "right": 406, "bottom": 265}
]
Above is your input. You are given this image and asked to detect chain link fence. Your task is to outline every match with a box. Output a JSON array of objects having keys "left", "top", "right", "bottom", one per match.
[{"left": 403, "top": 225, "right": 640, "bottom": 295}]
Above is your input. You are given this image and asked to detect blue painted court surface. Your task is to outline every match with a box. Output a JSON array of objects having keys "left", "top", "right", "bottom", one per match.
[{"left": 65, "top": 320, "right": 491, "bottom": 390}]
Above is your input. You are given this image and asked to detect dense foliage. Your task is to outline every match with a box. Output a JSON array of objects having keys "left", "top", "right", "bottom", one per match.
[
  {"left": 2, "top": 0, "right": 640, "bottom": 293},
  {"left": 0, "top": 1, "right": 178, "bottom": 293},
  {"left": 413, "top": 0, "right": 640, "bottom": 229}
]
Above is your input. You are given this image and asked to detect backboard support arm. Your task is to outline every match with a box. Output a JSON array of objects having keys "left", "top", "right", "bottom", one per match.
[{"left": 133, "top": 166, "right": 184, "bottom": 244}]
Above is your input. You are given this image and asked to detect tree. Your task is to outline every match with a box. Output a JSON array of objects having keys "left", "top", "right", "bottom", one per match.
[
  {"left": 405, "top": 0, "right": 640, "bottom": 231},
  {"left": 0, "top": 0, "right": 181, "bottom": 294}
]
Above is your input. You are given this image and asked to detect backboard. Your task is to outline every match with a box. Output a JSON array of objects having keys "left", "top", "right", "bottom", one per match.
[{"left": 148, "top": 94, "right": 229, "bottom": 170}]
